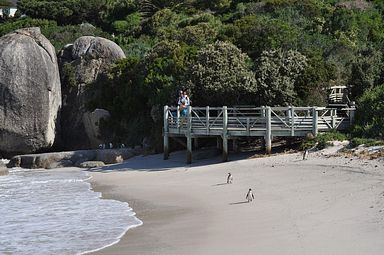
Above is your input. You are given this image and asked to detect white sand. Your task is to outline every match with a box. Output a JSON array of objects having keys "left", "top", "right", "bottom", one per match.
[{"left": 89, "top": 149, "right": 384, "bottom": 255}]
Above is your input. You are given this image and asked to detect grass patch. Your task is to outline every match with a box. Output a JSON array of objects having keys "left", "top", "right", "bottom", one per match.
[
  {"left": 301, "top": 131, "right": 348, "bottom": 150},
  {"left": 350, "top": 137, "right": 384, "bottom": 148}
]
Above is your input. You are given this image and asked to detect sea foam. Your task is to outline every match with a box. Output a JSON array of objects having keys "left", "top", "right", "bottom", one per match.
[{"left": 0, "top": 168, "right": 142, "bottom": 255}]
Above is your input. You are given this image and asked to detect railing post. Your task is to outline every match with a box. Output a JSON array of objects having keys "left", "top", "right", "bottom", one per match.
[
  {"left": 163, "top": 105, "right": 169, "bottom": 160},
  {"left": 177, "top": 106, "right": 180, "bottom": 129},
  {"left": 222, "top": 106, "right": 228, "bottom": 162},
  {"left": 312, "top": 107, "right": 318, "bottom": 136},
  {"left": 331, "top": 109, "right": 336, "bottom": 129},
  {"left": 265, "top": 106, "right": 271, "bottom": 154},
  {"left": 291, "top": 106, "right": 295, "bottom": 136},
  {"left": 186, "top": 106, "right": 192, "bottom": 164},
  {"left": 246, "top": 117, "right": 250, "bottom": 135},
  {"left": 206, "top": 106, "right": 210, "bottom": 135}
]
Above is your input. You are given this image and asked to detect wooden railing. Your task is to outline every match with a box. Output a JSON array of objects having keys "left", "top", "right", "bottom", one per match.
[{"left": 163, "top": 106, "right": 356, "bottom": 163}]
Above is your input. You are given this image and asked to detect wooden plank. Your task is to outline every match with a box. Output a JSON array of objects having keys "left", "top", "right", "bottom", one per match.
[
  {"left": 163, "top": 105, "right": 169, "bottom": 160},
  {"left": 222, "top": 106, "right": 228, "bottom": 162},
  {"left": 265, "top": 106, "right": 272, "bottom": 154},
  {"left": 206, "top": 106, "right": 210, "bottom": 134}
]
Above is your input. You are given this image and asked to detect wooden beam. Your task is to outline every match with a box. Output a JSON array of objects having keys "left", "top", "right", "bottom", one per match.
[
  {"left": 194, "top": 138, "right": 199, "bottom": 149},
  {"left": 163, "top": 105, "right": 169, "bottom": 160},
  {"left": 233, "top": 139, "right": 239, "bottom": 153},
  {"left": 187, "top": 136, "right": 192, "bottom": 164},
  {"left": 186, "top": 106, "right": 193, "bottom": 164},
  {"left": 222, "top": 106, "right": 228, "bottom": 162},
  {"left": 206, "top": 106, "right": 210, "bottom": 135},
  {"left": 312, "top": 107, "right": 318, "bottom": 137},
  {"left": 349, "top": 109, "right": 355, "bottom": 127},
  {"left": 265, "top": 106, "right": 272, "bottom": 154},
  {"left": 291, "top": 106, "right": 295, "bottom": 136}
]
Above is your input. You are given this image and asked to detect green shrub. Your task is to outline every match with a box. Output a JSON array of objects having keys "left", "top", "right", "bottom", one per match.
[
  {"left": 301, "top": 131, "right": 348, "bottom": 150},
  {"left": 189, "top": 41, "right": 257, "bottom": 106},
  {"left": 350, "top": 137, "right": 384, "bottom": 147},
  {"left": 353, "top": 84, "right": 384, "bottom": 138}
]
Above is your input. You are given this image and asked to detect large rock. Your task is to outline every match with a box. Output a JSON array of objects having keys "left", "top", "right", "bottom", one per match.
[
  {"left": 0, "top": 27, "right": 61, "bottom": 156},
  {"left": 83, "top": 108, "right": 111, "bottom": 148},
  {"left": 59, "top": 36, "right": 125, "bottom": 150}
]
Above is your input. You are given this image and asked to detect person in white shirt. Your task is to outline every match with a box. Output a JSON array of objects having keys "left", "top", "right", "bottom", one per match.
[{"left": 183, "top": 91, "right": 191, "bottom": 106}]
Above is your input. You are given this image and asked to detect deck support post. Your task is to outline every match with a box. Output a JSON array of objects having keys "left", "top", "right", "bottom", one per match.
[
  {"left": 206, "top": 106, "right": 210, "bottom": 135},
  {"left": 265, "top": 106, "right": 272, "bottom": 154},
  {"left": 312, "top": 107, "right": 318, "bottom": 137},
  {"left": 194, "top": 138, "right": 199, "bottom": 149},
  {"left": 163, "top": 105, "right": 169, "bottom": 160},
  {"left": 186, "top": 106, "right": 193, "bottom": 164},
  {"left": 349, "top": 109, "right": 355, "bottom": 127},
  {"left": 187, "top": 136, "right": 192, "bottom": 164},
  {"left": 222, "top": 106, "right": 228, "bottom": 162},
  {"left": 217, "top": 137, "right": 222, "bottom": 150},
  {"left": 290, "top": 106, "right": 295, "bottom": 136},
  {"left": 233, "top": 139, "right": 239, "bottom": 153}
]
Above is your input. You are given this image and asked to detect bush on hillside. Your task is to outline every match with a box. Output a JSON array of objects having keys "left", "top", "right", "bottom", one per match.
[
  {"left": 189, "top": 41, "right": 257, "bottom": 106},
  {"left": 353, "top": 84, "right": 384, "bottom": 138},
  {"left": 256, "top": 49, "right": 307, "bottom": 106}
]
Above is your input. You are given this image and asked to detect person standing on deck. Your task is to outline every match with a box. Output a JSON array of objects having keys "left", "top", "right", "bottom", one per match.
[
  {"left": 183, "top": 90, "right": 191, "bottom": 107},
  {"left": 180, "top": 90, "right": 191, "bottom": 117},
  {"left": 177, "top": 90, "right": 183, "bottom": 107},
  {"left": 246, "top": 188, "right": 254, "bottom": 202}
]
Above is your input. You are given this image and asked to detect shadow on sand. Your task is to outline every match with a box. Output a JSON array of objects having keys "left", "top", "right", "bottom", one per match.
[
  {"left": 213, "top": 183, "right": 228, "bottom": 186},
  {"left": 86, "top": 151, "right": 253, "bottom": 174},
  {"left": 229, "top": 201, "right": 249, "bottom": 205}
]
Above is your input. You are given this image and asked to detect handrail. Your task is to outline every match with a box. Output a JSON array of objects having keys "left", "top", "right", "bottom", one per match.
[{"left": 165, "top": 105, "right": 355, "bottom": 135}]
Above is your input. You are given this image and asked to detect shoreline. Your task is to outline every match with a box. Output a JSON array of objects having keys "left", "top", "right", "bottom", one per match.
[{"left": 88, "top": 150, "right": 384, "bottom": 255}]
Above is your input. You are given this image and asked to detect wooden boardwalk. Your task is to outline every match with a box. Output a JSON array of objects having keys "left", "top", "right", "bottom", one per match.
[{"left": 163, "top": 106, "right": 355, "bottom": 163}]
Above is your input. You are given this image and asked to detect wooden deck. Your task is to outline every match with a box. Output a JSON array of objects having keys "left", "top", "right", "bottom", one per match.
[{"left": 163, "top": 106, "right": 355, "bottom": 163}]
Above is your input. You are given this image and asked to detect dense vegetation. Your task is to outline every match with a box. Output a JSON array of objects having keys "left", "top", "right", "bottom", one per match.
[{"left": 1, "top": 0, "right": 384, "bottom": 146}]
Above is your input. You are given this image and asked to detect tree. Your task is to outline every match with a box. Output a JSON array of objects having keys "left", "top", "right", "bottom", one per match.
[
  {"left": 17, "top": 0, "right": 105, "bottom": 25},
  {"left": 225, "top": 15, "right": 300, "bottom": 60},
  {"left": 189, "top": 41, "right": 257, "bottom": 106},
  {"left": 112, "top": 12, "right": 142, "bottom": 35},
  {"left": 353, "top": 84, "right": 384, "bottom": 138},
  {"left": 349, "top": 47, "right": 383, "bottom": 100},
  {"left": 0, "top": 0, "right": 11, "bottom": 8},
  {"left": 255, "top": 49, "right": 307, "bottom": 106},
  {"left": 176, "top": 12, "right": 221, "bottom": 46},
  {"left": 143, "top": 40, "right": 194, "bottom": 106}
]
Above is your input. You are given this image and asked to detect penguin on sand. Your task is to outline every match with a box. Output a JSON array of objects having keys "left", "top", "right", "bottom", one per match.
[
  {"left": 246, "top": 188, "right": 254, "bottom": 203},
  {"left": 303, "top": 149, "right": 309, "bottom": 160},
  {"left": 227, "top": 172, "right": 233, "bottom": 184}
]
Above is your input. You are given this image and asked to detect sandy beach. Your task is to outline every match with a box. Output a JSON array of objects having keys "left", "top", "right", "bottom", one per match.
[{"left": 89, "top": 149, "right": 384, "bottom": 255}]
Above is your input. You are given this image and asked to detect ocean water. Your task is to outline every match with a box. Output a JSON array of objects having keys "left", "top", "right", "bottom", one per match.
[{"left": 0, "top": 168, "right": 142, "bottom": 255}]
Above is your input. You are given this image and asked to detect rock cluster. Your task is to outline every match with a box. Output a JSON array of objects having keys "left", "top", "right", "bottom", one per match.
[
  {"left": 0, "top": 28, "right": 126, "bottom": 156},
  {"left": 59, "top": 36, "right": 125, "bottom": 150},
  {"left": 7, "top": 147, "right": 142, "bottom": 169}
]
